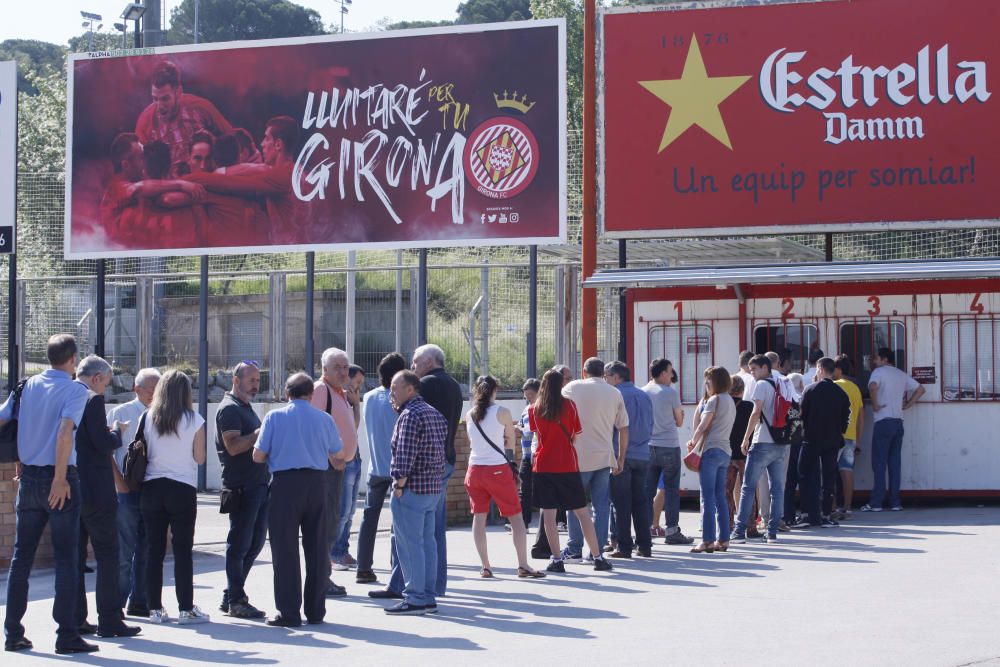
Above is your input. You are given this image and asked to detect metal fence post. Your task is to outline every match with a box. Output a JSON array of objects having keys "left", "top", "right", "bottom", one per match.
[
  {"left": 198, "top": 257, "right": 208, "bottom": 492},
  {"left": 14, "top": 277, "right": 24, "bottom": 383},
  {"left": 527, "top": 246, "right": 537, "bottom": 380},
  {"left": 95, "top": 260, "right": 105, "bottom": 357},
  {"left": 569, "top": 265, "right": 579, "bottom": 376},
  {"left": 135, "top": 276, "right": 153, "bottom": 370},
  {"left": 480, "top": 262, "right": 489, "bottom": 377},
  {"left": 270, "top": 272, "right": 287, "bottom": 400},
  {"left": 554, "top": 265, "right": 565, "bottom": 367},
  {"left": 346, "top": 250, "right": 356, "bottom": 362},
  {"left": 305, "top": 252, "right": 315, "bottom": 378},
  {"left": 395, "top": 250, "right": 402, "bottom": 353},
  {"left": 6, "top": 255, "right": 16, "bottom": 389}
]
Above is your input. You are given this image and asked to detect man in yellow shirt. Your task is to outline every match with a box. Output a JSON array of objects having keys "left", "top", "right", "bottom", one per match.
[{"left": 833, "top": 355, "right": 864, "bottom": 517}]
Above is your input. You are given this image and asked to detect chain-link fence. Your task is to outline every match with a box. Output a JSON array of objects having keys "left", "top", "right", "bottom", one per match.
[{"left": 5, "top": 128, "right": 1000, "bottom": 400}]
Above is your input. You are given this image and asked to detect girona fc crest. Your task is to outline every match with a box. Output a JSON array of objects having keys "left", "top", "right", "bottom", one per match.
[{"left": 464, "top": 117, "right": 540, "bottom": 199}]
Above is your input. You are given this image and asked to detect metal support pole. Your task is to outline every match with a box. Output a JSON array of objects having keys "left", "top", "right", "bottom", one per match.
[
  {"left": 270, "top": 273, "right": 287, "bottom": 400},
  {"left": 346, "top": 250, "right": 356, "bottom": 361},
  {"left": 305, "top": 251, "right": 315, "bottom": 377},
  {"left": 197, "top": 256, "right": 208, "bottom": 492},
  {"left": 527, "top": 246, "right": 537, "bottom": 380},
  {"left": 6, "top": 253, "right": 16, "bottom": 389},
  {"left": 95, "top": 260, "right": 105, "bottom": 357},
  {"left": 136, "top": 277, "right": 153, "bottom": 369},
  {"left": 480, "top": 263, "right": 489, "bottom": 377},
  {"left": 554, "top": 265, "right": 565, "bottom": 367},
  {"left": 581, "top": 0, "right": 598, "bottom": 363},
  {"left": 569, "top": 266, "right": 579, "bottom": 377},
  {"left": 618, "top": 239, "right": 627, "bottom": 363},
  {"left": 417, "top": 249, "right": 428, "bottom": 346},
  {"left": 394, "top": 250, "right": 403, "bottom": 353},
  {"left": 825, "top": 233, "right": 834, "bottom": 262}
]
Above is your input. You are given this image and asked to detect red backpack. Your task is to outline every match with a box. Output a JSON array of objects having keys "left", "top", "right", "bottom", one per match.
[{"left": 760, "top": 378, "right": 803, "bottom": 444}]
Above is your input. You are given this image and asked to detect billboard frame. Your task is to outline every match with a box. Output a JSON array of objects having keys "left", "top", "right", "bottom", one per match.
[
  {"left": 597, "top": 0, "right": 1000, "bottom": 239},
  {"left": 0, "top": 60, "right": 16, "bottom": 254},
  {"left": 63, "top": 19, "right": 567, "bottom": 260}
]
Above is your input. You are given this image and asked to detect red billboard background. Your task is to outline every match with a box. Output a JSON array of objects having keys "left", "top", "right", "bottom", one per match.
[
  {"left": 602, "top": 0, "right": 1000, "bottom": 237},
  {"left": 65, "top": 21, "right": 565, "bottom": 258}
]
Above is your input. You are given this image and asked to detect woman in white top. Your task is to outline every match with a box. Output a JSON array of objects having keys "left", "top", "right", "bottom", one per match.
[
  {"left": 464, "top": 376, "right": 544, "bottom": 579},
  {"left": 139, "top": 369, "right": 209, "bottom": 624}
]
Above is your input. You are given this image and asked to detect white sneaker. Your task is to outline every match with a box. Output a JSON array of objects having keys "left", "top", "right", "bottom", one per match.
[
  {"left": 149, "top": 608, "right": 170, "bottom": 624},
  {"left": 177, "top": 606, "right": 210, "bottom": 624},
  {"left": 890, "top": 505, "right": 903, "bottom": 511},
  {"left": 331, "top": 558, "right": 350, "bottom": 572},
  {"left": 860, "top": 504, "right": 882, "bottom": 513}
]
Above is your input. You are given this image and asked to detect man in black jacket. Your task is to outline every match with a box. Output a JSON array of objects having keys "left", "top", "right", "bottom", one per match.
[
  {"left": 793, "top": 357, "right": 851, "bottom": 529},
  {"left": 74, "top": 355, "right": 141, "bottom": 638}
]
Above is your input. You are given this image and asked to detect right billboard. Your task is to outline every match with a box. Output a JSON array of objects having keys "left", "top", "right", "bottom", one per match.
[{"left": 601, "top": 0, "right": 999, "bottom": 238}]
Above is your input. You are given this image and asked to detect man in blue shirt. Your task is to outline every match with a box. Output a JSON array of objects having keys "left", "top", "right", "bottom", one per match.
[
  {"left": 605, "top": 361, "right": 655, "bottom": 558},
  {"left": 355, "top": 353, "right": 405, "bottom": 585},
  {"left": 253, "top": 372, "right": 342, "bottom": 628},
  {"left": 0, "top": 334, "right": 96, "bottom": 654}
]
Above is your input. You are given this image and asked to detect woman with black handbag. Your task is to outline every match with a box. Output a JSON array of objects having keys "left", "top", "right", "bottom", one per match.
[{"left": 464, "top": 376, "right": 544, "bottom": 579}]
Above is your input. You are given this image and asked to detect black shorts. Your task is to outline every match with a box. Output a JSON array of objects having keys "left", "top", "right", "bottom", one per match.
[{"left": 532, "top": 472, "right": 587, "bottom": 511}]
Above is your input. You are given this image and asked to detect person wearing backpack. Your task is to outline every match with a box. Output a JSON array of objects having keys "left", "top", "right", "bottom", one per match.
[
  {"left": 792, "top": 357, "right": 851, "bottom": 529},
  {"left": 730, "top": 354, "right": 791, "bottom": 544}
]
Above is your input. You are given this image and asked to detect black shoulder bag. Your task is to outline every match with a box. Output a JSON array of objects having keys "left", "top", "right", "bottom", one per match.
[
  {"left": 122, "top": 412, "right": 149, "bottom": 492},
  {"left": 0, "top": 379, "right": 28, "bottom": 463},
  {"left": 472, "top": 418, "right": 520, "bottom": 481}
]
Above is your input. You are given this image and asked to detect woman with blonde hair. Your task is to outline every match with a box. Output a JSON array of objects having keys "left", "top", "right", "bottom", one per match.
[
  {"left": 686, "top": 367, "right": 736, "bottom": 553},
  {"left": 140, "top": 370, "right": 209, "bottom": 624},
  {"left": 464, "top": 376, "right": 544, "bottom": 579}
]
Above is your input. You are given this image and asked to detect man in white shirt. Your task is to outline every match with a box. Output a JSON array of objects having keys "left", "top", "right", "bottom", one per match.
[
  {"left": 736, "top": 350, "right": 755, "bottom": 400},
  {"left": 107, "top": 368, "right": 161, "bottom": 617},
  {"left": 560, "top": 357, "right": 629, "bottom": 561},
  {"left": 862, "top": 348, "right": 924, "bottom": 512}
]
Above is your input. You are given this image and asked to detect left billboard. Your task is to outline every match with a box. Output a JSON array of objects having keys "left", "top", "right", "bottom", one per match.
[{"left": 65, "top": 21, "right": 566, "bottom": 259}]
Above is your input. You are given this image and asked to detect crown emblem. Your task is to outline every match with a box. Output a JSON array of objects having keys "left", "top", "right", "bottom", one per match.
[{"left": 493, "top": 90, "right": 535, "bottom": 114}]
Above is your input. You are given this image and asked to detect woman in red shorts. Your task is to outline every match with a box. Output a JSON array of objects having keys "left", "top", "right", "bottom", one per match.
[
  {"left": 464, "top": 376, "right": 545, "bottom": 579},
  {"left": 529, "top": 370, "right": 613, "bottom": 573}
]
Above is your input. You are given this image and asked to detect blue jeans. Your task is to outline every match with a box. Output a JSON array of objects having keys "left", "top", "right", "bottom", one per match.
[
  {"left": 610, "top": 458, "right": 651, "bottom": 552},
  {"left": 117, "top": 491, "right": 147, "bottom": 609},
  {"left": 734, "top": 443, "right": 789, "bottom": 536},
  {"left": 224, "top": 483, "right": 270, "bottom": 604},
  {"left": 567, "top": 467, "right": 612, "bottom": 557},
  {"left": 331, "top": 457, "right": 363, "bottom": 559},
  {"left": 390, "top": 491, "right": 440, "bottom": 607},
  {"left": 4, "top": 466, "right": 82, "bottom": 643},
  {"left": 871, "top": 418, "right": 904, "bottom": 508},
  {"left": 698, "top": 448, "right": 731, "bottom": 543},
  {"left": 647, "top": 446, "right": 681, "bottom": 530},
  {"left": 389, "top": 462, "right": 453, "bottom": 595}
]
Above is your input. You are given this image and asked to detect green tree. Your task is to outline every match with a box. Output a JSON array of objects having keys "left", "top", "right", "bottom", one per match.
[
  {"left": 165, "top": 0, "right": 327, "bottom": 45},
  {"left": 0, "top": 39, "right": 65, "bottom": 95},
  {"left": 67, "top": 30, "right": 131, "bottom": 54},
  {"left": 381, "top": 20, "right": 455, "bottom": 31},
  {"left": 531, "top": 0, "right": 584, "bottom": 126},
  {"left": 457, "top": 0, "right": 533, "bottom": 23}
]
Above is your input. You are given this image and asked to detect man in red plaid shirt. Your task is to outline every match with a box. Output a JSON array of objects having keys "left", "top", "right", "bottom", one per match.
[{"left": 382, "top": 371, "right": 447, "bottom": 616}]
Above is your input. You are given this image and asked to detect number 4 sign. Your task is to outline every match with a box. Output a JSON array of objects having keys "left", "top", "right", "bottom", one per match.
[{"left": 0, "top": 60, "right": 16, "bottom": 254}]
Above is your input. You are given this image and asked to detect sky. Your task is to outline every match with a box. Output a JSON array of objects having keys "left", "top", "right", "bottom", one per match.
[{"left": 0, "top": 0, "right": 463, "bottom": 46}]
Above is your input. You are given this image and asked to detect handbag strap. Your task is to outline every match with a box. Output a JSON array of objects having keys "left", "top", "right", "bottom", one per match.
[
  {"left": 135, "top": 411, "right": 148, "bottom": 443},
  {"left": 325, "top": 384, "right": 332, "bottom": 414},
  {"left": 472, "top": 417, "right": 509, "bottom": 462}
]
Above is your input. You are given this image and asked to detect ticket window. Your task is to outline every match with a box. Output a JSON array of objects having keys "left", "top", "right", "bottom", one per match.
[
  {"left": 942, "top": 318, "right": 1000, "bottom": 401},
  {"left": 648, "top": 323, "right": 713, "bottom": 404},
  {"left": 752, "top": 323, "right": 819, "bottom": 375},
  {"left": 839, "top": 321, "right": 906, "bottom": 398}
]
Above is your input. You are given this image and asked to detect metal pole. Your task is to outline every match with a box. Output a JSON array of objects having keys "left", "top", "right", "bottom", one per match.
[
  {"left": 417, "top": 249, "right": 428, "bottom": 346},
  {"left": 527, "top": 245, "right": 537, "bottom": 379},
  {"left": 394, "top": 250, "right": 402, "bottom": 352},
  {"left": 194, "top": 0, "right": 200, "bottom": 44},
  {"left": 134, "top": 19, "right": 141, "bottom": 48},
  {"left": 197, "top": 256, "right": 208, "bottom": 491},
  {"left": 825, "top": 233, "right": 834, "bottom": 262},
  {"left": 7, "top": 253, "right": 15, "bottom": 390},
  {"left": 581, "top": 0, "right": 598, "bottom": 364},
  {"left": 480, "top": 263, "right": 489, "bottom": 377},
  {"left": 346, "top": 250, "right": 356, "bottom": 361},
  {"left": 305, "top": 251, "right": 315, "bottom": 377},
  {"left": 618, "top": 239, "right": 627, "bottom": 363},
  {"left": 95, "top": 260, "right": 105, "bottom": 357}
]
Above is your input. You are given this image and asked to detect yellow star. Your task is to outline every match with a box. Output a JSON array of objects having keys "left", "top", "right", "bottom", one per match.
[{"left": 639, "top": 35, "right": 751, "bottom": 152}]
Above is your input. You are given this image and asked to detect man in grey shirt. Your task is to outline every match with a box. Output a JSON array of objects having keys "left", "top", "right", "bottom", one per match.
[{"left": 642, "top": 358, "right": 692, "bottom": 545}]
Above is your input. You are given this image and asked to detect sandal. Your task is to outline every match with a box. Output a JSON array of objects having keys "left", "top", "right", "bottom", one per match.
[
  {"left": 517, "top": 567, "right": 546, "bottom": 579},
  {"left": 714, "top": 541, "right": 729, "bottom": 552},
  {"left": 690, "top": 543, "right": 715, "bottom": 554},
  {"left": 480, "top": 567, "right": 495, "bottom": 578}
]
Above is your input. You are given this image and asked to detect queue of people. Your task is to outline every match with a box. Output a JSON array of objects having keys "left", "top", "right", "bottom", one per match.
[{"left": 1, "top": 334, "right": 923, "bottom": 654}]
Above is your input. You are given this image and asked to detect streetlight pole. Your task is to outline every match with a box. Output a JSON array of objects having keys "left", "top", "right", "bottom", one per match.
[{"left": 338, "top": 0, "right": 353, "bottom": 33}]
